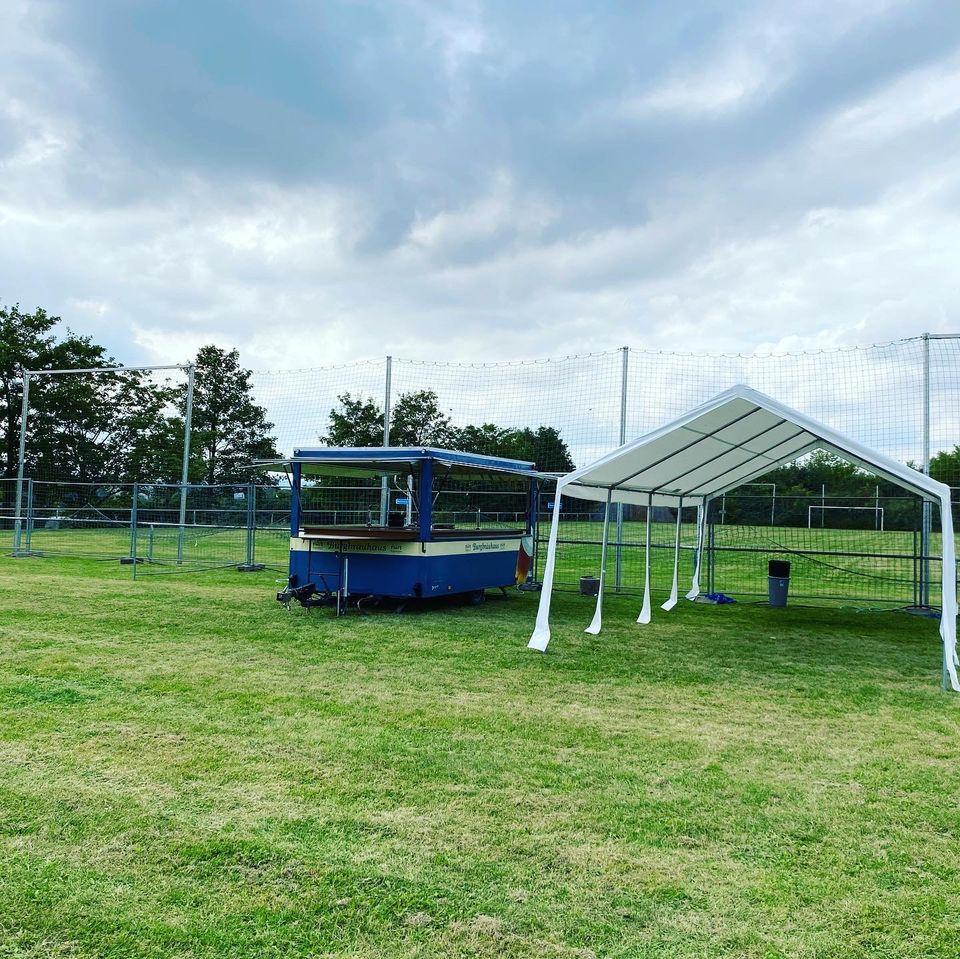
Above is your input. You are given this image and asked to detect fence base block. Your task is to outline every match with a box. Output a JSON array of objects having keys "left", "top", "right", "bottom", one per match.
[
  {"left": 11, "top": 551, "right": 43, "bottom": 558},
  {"left": 902, "top": 605, "right": 940, "bottom": 618},
  {"left": 237, "top": 563, "right": 265, "bottom": 572}
]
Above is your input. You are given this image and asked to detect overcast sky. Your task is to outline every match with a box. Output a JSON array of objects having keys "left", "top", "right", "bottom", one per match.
[{"left": 2, "top": 0, "right": 960, "bottom": 370}]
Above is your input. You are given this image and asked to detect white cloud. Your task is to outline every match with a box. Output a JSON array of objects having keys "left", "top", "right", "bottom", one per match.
[{"left": 1, "top": 0, "right": 959, "bottom": 383}]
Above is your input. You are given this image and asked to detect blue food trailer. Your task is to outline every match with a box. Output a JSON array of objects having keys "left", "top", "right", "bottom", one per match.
[{"left": 265, "top": 447, "right": 540, "bottom": 612}]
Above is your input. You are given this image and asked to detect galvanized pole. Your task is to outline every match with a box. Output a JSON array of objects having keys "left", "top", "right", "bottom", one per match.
[
  {"left": 614, "top": 346, "right": 628, "bottom": 591},
  {"left": 238, "top": 481, "right": 263, "bottom": 571},
  {"left": 13, "top": 372, "right": 30, "bottom": 554},
  {"left": 177, "top": 364, "right": 195, "bottom": 565},
  {"left": 379, "top": 356, "right": 392, "bottom": 526},
  {"left": 246, "top": 482, "right": 256, "bottom": 569},
  {"left": 921, "top": 333, "right": 931, "bottom": 609},
  {"left": 129, "top": 482, "right": 138, "bottom": 563},
  {"left": 131, "top": 482, "right": 139, "bottom": 581},
  {"left": 24, "top": 478, "right": 35, "bottom": 554}
]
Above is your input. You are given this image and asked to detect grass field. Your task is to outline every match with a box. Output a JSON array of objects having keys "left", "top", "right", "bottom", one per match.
[
  {"left": 1, "top": 554, "right": 959, "bottom": 957},
  {"left": 6, "top": 517, "right": 950, "bottom": 607}
]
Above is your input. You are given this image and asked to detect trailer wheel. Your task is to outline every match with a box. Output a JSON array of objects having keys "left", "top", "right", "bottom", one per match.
[{"left": 468, "top": 589, "right": 487, "bottom": 606}]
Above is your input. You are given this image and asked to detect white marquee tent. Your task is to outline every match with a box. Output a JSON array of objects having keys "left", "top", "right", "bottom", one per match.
[{"left": 529, "top": 385, "right": 958, "bottom": 691}]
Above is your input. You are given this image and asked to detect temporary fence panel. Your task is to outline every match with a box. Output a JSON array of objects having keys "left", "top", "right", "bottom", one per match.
[{"left": 3, "top": 336, "right": 958, "bottom": 603}]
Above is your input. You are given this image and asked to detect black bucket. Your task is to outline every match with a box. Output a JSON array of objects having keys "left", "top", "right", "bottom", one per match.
[{"left": 580, "top": 575, "right": 600, "bottom": 596}]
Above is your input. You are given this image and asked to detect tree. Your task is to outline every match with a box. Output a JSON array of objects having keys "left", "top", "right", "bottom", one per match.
[
  {"left": 322, "top": 389, "right": 454, "bottom": 447},
  {"left": 454, "top": 423, "right": 511, "bottom": 458},
  {"left": 178, "top": 345, "right": 279, "bottom": 485},
  {"left": 931, "top": 446, "right": 960, "bottom": 489},
  {"left": 390, "top": 390, "right": 454, "bottom": 446},
  {"left": 29, "top": 367, "right": 181, "bottom": 484},
  {"left": 2, "top": 303, "right": 99, "bottom": 477},
  {"left": 453, "top": 423, "right": 575, "bottom": 471},
  {"left": 0, "top": 302, "right": 178, "bottom": 482},
  {"left": 321, "top": 390, "right": 576, "bottom": 470},
  {"left": 322, "top": 392, "right": 386, "bottom": 446}
]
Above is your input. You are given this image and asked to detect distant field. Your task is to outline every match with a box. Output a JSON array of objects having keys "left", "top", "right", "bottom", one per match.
[
  {"left": 0, "top": 554, "right": 958, "bottom": 958},
  {"left": 5, "top": 518, "right": 951, "bottom": 607}
]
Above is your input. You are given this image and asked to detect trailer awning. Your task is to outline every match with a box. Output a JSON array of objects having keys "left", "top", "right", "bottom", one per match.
[
  {"left": 252, "top": 447, "right": 544, "bottom": 481},
  {"left": 529, "top": 385, "right": 958, "bottom": 692}
]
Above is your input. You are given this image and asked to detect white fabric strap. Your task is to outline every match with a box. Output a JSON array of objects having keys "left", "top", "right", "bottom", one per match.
[
  {"left": 637, "top": 492, "right": 653, "bottom": 625},
  {"left": 662, "top": 496, "right": 683, "bottom": 611},
  {"left": 529, "top": 486, "right": 563, "bottom": 651},
  {"left": 686, "top": 498, "right": 706, "bottom": 600},
  {"left": 939, "top": 491, "right": 959, "bottom": 690},
  {"left": 586, "top": 490, "right": 613, "bottom": 635}
]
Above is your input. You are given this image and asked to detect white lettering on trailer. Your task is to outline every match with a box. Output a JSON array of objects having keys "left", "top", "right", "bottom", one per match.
[{"left": 290, "top": 536, "right": 520, "bottom": 556}]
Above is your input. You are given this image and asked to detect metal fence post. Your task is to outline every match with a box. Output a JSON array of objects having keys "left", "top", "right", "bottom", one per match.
[
  {"left": 614, "top": 346, "right": 628, "bottom": 591},
  {"left": 177, "top": 363, "right": 195, "bottom": 565},
  {"left": 130, "top": 483, "right": 139, "bottom": 580},
  {"left": 13, "top": 371, "right": 30, "bottom": 554},
  {"left": 128, "top": 482, "right": 138, "bottom": 562},
  {"left": 380, "top": 355, "right": 392, "bottom": 526},
  {"left": 24, "top": 478, "right": 35, "bottom": 553},
  {"left": 921, "top": 333, "right": 932, "bottom": 609},
  {"left": 238, "top": 481, "right": 263, "bottom": 571}
]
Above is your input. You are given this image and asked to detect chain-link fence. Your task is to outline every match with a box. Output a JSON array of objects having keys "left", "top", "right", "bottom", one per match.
[
  {"left": 3, "top": 335, "right": 959, "bottom": 604},
  {"left": 3, "top": 483, "right": 955, "bottom": 608}
]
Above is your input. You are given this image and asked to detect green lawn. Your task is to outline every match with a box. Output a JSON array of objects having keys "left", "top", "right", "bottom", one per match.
[
  {"left": 8, "top": 517, "right": 952, "bottom": 608},
  {"left": 1, "top": 555, "right": 959, "bottom": 957}
]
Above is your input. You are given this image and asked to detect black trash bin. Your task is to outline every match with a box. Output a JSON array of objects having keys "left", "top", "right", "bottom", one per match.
[
  {"left": 580, "top": 575, "right": 600, "bottom": 596},
  {"left": 768, "top": 560, "right": 791, "bottom": 607}
]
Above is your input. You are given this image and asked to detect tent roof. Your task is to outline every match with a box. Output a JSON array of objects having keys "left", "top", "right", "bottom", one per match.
[{"left": 560, "top": 384, "right": 948, "bottom": 506}]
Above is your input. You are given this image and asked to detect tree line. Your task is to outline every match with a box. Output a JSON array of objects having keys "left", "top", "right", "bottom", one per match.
[
  {"left": 1, "top": 303, "right": 278, "bottom": 487},
  {"left": 3, "top": 300, "right": 956, "bottom": 510},
  {"left": 0, "top": 302, "right": 576, "bottom": 493},
  {"left": 321, "top": 390, "right": 575, "bottom": 472}
]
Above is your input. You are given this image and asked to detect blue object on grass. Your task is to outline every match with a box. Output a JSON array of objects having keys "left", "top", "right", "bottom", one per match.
[{"left": 705, "top": 592, "right": 736, "bottom": 604}]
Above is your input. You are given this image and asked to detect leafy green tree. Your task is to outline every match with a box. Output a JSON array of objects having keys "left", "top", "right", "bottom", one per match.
[
  {"left": 930, "top": 446, "right": 960, "bottom": 489},
  {"left": 453, "top": 423, "right": 574, "bottom": 471},
  {"left": 322, "top": 389, "right": 454, "bottom": 447},
  {"left": 390, "top": 390, "right": 454, "bottom": 446},
  {"left": 29, "top": 368, "right": 181, "bottom": 483},
  {"left": 177, "top": 345, "right": 279, "bottom": 485},
  {"left": 0, "top": 302, "right": 179, "bottom": 482},
  {"left": 322, "top": 390, "right": 575, "bottom": 470},
  {"left": 322, "top": 392, "right": 387, "bottom": 446},
  {"left": 2, "top": 303, "right": 100, "bottom": 477},
  {"left": 454, "top": 423, "right": 511, "bottom": 458}
]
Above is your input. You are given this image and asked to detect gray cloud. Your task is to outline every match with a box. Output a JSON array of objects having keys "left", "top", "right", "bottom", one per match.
[{"left": 2, "top": 0, "right": 960, "bottom": 371}]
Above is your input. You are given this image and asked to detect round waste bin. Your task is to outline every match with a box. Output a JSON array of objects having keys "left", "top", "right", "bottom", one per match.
[
  {"left": 768, "top": 559, "right": 791, "bottom": 607},
  {"left": 580, "top": 575, "right": 600, "bottom": 596}
]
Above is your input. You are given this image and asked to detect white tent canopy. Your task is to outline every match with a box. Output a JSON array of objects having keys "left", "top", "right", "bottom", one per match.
[{"left": 529, "top": 385, "right": 958, "bottom": 691}]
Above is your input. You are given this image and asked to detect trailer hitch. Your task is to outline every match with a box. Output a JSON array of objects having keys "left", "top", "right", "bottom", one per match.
[{"left": 276, "top": 583, "right": 335, "bottom": 609}]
